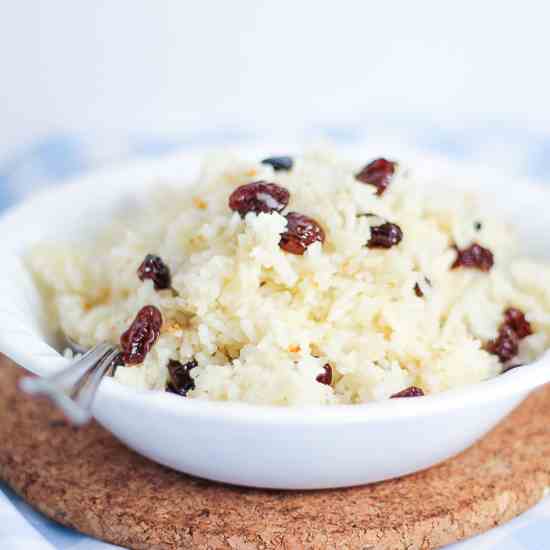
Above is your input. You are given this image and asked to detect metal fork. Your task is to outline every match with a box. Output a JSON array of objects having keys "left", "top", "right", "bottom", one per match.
[{"left": 20, "top": 341, "right": 121, "bottom": 426}]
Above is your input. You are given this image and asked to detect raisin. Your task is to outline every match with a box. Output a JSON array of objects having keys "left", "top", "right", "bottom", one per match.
[
  {"left": 279, "top": 212, "right": 325, "bottom": 255},
  {"left": 137, "top": 254, "right": 171, "bottom": 290},
  {"left": 261, "top": 156, "right": 293, "bottom": 171},
  {"left": 486, "top": 324, "right": 519, "bottom": 363},
  {"left": 391, "top": 386, "right": 424, "bottom": 398},
  {"left": 367, "top": 222, "right": 403, "bottom": 249},
  {"left": 120, "top": 306, "right": 163, "bottom": 365},
  {"left": 355, "top": 158, "right": 396, "bottom": 196},
  {"left": 229, "top": 181, "right": 289, "bottom": 217},
  {"left": 316, "top": 364, "right": 332, "bottom": 385},
  {"left": 503, "top": 308, "right": 532, "bottom": 339},
  {"left": 487, "top": 307, "right": 532, "bottom": 363},
  {"left": 166, "top": 358, "right": 198, "bottom": 396},
  {"left": 451, "top": 243, "right": 494, "bottom": 271}
]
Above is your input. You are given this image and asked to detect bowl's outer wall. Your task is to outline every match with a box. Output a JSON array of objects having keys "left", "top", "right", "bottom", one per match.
[
  {"left": 0, "top": 146, "right": 549, "bottom": 488},
  {"left": 93, "top": 387, "right": 528, "bottom": 489}
]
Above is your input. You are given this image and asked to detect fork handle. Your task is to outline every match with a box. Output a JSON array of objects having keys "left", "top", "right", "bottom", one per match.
[{"left": 20, "top": 343, "right": 121, "bottom": 425}]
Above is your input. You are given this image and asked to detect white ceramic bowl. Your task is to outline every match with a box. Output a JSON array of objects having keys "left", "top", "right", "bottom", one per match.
[{"left": 1, "top": 144, "right": 550, "bottom": 490}]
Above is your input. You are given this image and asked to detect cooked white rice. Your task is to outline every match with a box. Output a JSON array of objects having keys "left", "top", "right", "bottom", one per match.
[{"left": 28, "top": 150, "right": 550, "bottom": 405}]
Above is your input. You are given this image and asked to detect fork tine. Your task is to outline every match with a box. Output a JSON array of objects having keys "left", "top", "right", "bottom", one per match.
[
  {"left": 75, "top": 349, "right": 121, "bottom": 412},
  {"left": 19, "top": 343, "right": 118, "bottom": 426}
]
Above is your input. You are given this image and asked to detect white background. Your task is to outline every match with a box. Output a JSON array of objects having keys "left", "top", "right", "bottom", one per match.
[{"left": 1, "top": 1, "right": 550, "bottom": 162}]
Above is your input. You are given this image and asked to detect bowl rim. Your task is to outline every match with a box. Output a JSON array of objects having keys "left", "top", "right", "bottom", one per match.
[{"left": 1, "top": 142, "right": 550, "bottom": 424}]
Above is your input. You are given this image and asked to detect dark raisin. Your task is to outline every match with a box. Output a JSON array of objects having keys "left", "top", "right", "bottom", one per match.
[
  {"left": 229, "top": 181, "right": 289, "bottom": 217},
  {"left": 279, "top": 212, "right": 325, "bottom": 255},
  {"left": 451, "top": 243, "right": 494, "bottom": 271},
  {"left": 474, "top": 221, "right": 482, "bottom": 231},
  {"left": 166, "top": 358, "right": 198, "bottom": 396},
  {"left": 355, "top": 158, "right": 396, "bottom": 196},
  {"left": 391, "top": 386, "right": 424, "bottom": 398},
  {"left": 261, "top": 156, "right": 293, "bottom": 171},
  {"left": 487, "top": 307, "right": 532, "bottom": 364},
  {"left": 503, "top": 308, "right": 532, "bottom": 339},
  {"left": 486, "top": 324, "right": 519, "bottom": 363},
  {"left": 316, "top": 364, "right": 332, "bottom": 385},
  {"left": 137, "top": 254, "right": 171, "bottom": 290},
  {"left": 120, "top": 305, "right": 163, "bottom": 365},
  {"left": 367, "top": 222, "right": 403, "bottom": 249}
]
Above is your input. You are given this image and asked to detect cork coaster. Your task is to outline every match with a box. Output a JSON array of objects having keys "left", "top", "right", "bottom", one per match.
[{"left": 1, "top": 358, "right": 549, "bottom": 550}]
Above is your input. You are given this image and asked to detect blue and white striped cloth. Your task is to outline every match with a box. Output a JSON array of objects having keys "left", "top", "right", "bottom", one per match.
[{"left": 1, "top": 127, "right": 549, "bottom": 549}]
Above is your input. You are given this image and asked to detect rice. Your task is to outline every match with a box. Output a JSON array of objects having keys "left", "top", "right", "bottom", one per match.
[{"left": 28, "top": 150, "right": 550, "bottom": 405}]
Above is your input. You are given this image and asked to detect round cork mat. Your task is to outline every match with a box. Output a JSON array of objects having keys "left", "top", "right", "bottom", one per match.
[{"left": 1, "top": 358, "right": 550, "bottom": 550}]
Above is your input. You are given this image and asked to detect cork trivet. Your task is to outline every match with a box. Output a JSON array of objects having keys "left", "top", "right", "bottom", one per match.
[{"left": 1, "top": 357, "right": 549, "bottom": 550}]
